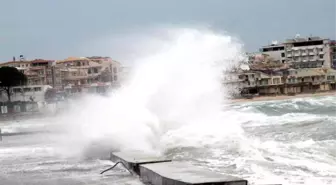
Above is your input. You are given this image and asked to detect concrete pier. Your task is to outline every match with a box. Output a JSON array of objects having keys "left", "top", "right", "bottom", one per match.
[
  {"left": 108, "top": 151, "right": 172, "bottom": 175},
  {"left": 104, "top": 151, "right": 248, "bottom": 185},
  {"left": 140, "top": 161, "right": 247, "bottom": 185}
]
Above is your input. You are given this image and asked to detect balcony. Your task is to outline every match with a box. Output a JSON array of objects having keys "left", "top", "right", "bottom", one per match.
[{"left": 301, "top": 52, "right": 307, "bottom": 56}]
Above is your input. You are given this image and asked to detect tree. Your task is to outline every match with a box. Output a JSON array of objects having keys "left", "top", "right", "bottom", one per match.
[{"left": 0, "top": 67, "right": 27, "bottom": 102}]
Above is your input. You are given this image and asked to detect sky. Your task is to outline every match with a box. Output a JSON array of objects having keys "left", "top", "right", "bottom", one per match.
[{"left": 0, "top": 0, "right": 335, "bottom": 63}]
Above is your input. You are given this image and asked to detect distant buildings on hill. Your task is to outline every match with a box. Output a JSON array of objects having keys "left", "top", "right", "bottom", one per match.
[{"left": 0, "top": 56, "right": 123, "bottom": 102}]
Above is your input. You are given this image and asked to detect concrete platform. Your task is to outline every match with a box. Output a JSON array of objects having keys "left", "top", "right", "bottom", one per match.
[
  {"left": 109, "top": 151, "right": 172, "bottom": 175},
  {"left": 140, "top": 161, "right": 248, "bottom": 185},
  {"left": 105, "top": 151, "right": 248, "bottom": 185}
]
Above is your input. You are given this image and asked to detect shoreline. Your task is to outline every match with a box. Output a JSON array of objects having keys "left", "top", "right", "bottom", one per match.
[{"left": 230, "top": 91, "right": 336, "bottom": 103}]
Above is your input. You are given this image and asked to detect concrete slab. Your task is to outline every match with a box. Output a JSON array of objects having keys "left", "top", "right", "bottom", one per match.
[
  {"left": 111, "top": 151, "right": 171, "bottom": 165},
  {"left": 109, "top": 151, "right": 171, "bottom": 175},
  {"left": 140, "top": 161, "right": 248, "bottom": 185}
]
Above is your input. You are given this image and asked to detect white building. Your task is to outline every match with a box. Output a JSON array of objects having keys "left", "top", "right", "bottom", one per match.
[
  {"left": 260, "top": 41, "right": 286, "bottom": 64},
  {"left": 0, "top": 85, "right": 52, "bottom": 103},
  {"left": 260, "top": 36, "right": 332, "bottom": 69},
  {"left": 284, "top": 36, "right": 331, "bottom": 68}
]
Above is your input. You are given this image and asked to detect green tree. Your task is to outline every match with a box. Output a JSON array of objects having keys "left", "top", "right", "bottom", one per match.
[{"left": 0, "top": 66, "right": 27, "bottom": 102}]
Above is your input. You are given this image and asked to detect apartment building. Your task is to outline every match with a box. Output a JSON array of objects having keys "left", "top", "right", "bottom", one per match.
[
  {"left": 284, "top": 36, "right": 331, "bottom": 68},
  {"left": 260, "top": 42, "right": 286, "bottom": 64},
  {"left": 260, "top": 36, "right": 332, "bottom": 69},
  {"left": 0, "top": 61, "right": 31, "bottom": 70},
  {"left": 87, "top": 56, "right": 121, "bottom": 85},
  {"left": 26, "top": 59, "right": 62, "bottom": 88},
  {"left": 57, "top": 57, "right": 105, "bottom": 87},
  {"left": 330, "top": 40, "right": 336, "bottom": 69},
  {"left": 232, "top": 68, "right": 336, "bottom": 96}
]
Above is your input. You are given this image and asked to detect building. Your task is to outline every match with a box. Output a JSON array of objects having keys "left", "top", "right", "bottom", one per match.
[
  {"left": 55, "top": 56, "right": 122, "bottom": 94},
  {"left": 0, "top": 61, "right": 31, "bottom": 71},
  {"left": 260, "top": 41, "right": 286, "bottom": 64},
  {"left": 0, "top": 59, "right": 60, "bottom": 88},
  {"left": 330, "top": 40, "right": 336, "bottom": 69},
  {"left": 260, "top": 35, "right": 333, "bottom": 69},
  {"left": 0, "top": 85, "right": 52, "bottom": 103},
  {"left": 57, "top": 57, "right": 104, "bottom": 87},
  {"left": 236, "top": 68, "right": 336, "bottom": 96},
  {"left": 87, "top": 56, "right": 121, "bottom": 85},
  {"left": 284, "top": 36, "right": 331, "bottom": 68}
]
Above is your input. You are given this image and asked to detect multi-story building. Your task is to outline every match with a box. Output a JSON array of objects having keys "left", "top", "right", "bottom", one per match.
[
  {"left": 284, "top": 36, "right": 331, "bottom": 68},
  {"left": 330, "top": 40, "right": 336, "bottom": 69},
  {"left": 57, "top": 57, "right": 105, "bottom": 87},
  {"left": 0, "top": 59, "right": 60, "bottom": 88},
  {"left": 0, "top": 61, "right": 31, "bottom": 71},
  {"left": 260, "top": 42, "right": 286, "bottom": 64},
  {"left": 231, "top": 68, "right": 336, "bottom": 96},
  {"left": 25, "top": 59, "right": 61, "bottom": 88},
  {"left": 87, "top": 56, "right": 121, "bottom": 85},
  {"left": 259, "top": 36, "right": 333, "bottom": 69}
]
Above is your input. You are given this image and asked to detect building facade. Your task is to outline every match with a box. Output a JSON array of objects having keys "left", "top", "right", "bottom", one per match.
[
  {"left": 0, "top": 56, "right": 122, "bottom": 94},
  {"left": 260, "top": 36, "right": 333, "bottom": 69},
  {"left": 230, "top": 68, "right": 336, "bottom": 96}
]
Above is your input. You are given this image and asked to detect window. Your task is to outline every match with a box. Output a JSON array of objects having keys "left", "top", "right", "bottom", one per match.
[
  {"left": 319, "top": 54, "right": 324, "bottom": 59},
  {"left": 113, "top": 75, "right": 118, "bottom": 81},
  {"left": 13, "top": 88, "right": 22, "bottom": 93},
  {"left": 281, "top": 53, "right": 285, "bottom": 57},
  {"left": 34, "top": 87, "right": 42, "bottom": 92},
  {"left": 23, "top": 88, "right": 31, "bottom": 92},
  {"left": 113, "top": 67, "right": 117, "bottom": 73}
]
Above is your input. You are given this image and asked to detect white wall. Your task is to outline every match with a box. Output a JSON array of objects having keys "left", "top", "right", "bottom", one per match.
[{"left": 0, "top": 85, "right": 52, "bottom": 102}]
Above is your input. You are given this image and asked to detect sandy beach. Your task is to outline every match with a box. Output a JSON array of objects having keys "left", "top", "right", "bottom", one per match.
[{"left": 230, "top": 91, "right": 336, "bottom": 103}]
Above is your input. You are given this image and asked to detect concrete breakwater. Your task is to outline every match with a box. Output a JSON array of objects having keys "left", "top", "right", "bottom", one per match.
[{"left": 101, "top": 151, "right": 278, "bottom": 185}]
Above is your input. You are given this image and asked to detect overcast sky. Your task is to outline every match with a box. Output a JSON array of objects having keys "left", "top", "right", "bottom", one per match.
[{"left": 0, "top": 0, "right": 335, "bottom": 62}]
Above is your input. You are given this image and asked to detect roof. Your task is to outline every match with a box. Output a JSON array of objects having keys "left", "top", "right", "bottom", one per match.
[
  {"left": 57, "top": 57, "right": 90, "bottom": 63},
  {"left": 0, "top": 61, "right": 31, "bottom": 66}
]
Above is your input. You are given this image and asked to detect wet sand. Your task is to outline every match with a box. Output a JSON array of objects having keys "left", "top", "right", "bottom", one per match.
[{"left": 230, "top": 91, "right": 336, "bottom": 103}]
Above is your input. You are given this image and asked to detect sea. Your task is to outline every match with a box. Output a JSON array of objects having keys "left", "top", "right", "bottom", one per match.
[
  {"left": 0, "top": 96, "right": 335, "bottom": 185},
  {"left": 1, "top": 28, "right": 336, "bottom": 185}
]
